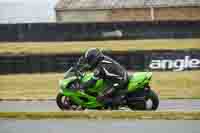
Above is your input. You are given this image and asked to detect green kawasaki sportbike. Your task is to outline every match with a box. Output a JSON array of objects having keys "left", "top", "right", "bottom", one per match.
[{"left": 56, "top": 67, "right": 159, "bottom": 110}]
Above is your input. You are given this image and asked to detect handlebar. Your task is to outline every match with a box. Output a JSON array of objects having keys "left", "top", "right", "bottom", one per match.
[
  {"left": 64, "top": 57, "right": 86, "bottom": 79},
  {"left": 64, "top": 65, "right": 83, "bottom": 79}
]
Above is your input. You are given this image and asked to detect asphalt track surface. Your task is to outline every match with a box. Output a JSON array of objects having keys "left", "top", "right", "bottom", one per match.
[
  {"left": 0, "top": 100, "right": 200, "bottom": 112},
  {"left": 0, "top": 119, "right": 200, "bottom": 133},
  {"left": 1, "top": 100, "right": 200, "bottom": 133}
]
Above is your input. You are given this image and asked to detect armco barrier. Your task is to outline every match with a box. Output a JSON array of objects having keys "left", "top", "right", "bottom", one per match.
[
  {"left": 0, "top": 21, "right": 200, "bottom": 41},
  {"left": 0, "top": 50, "right": 200, "bottom": 74}
]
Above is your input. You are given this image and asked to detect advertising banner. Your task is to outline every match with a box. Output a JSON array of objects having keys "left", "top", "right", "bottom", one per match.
[{"left": 146, "top": 50, "right": 200, "bottom": 71}]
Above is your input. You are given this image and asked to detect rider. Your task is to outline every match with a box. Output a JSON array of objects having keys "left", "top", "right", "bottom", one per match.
[{"left": 77, "top": 48, "right": 128, "bottom": 108}]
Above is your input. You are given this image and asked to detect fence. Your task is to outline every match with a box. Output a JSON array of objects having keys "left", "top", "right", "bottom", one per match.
[
  {"left": 0, "top": 21, "right": 200, "bottom": 41},
  {"left": 0, "top": 50, "right": 200, "bottom": 74}
]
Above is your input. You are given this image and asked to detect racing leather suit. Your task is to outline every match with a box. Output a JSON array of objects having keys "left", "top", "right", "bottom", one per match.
[{"left": 80, "top": 55, "right": 128, "bottom": 107}]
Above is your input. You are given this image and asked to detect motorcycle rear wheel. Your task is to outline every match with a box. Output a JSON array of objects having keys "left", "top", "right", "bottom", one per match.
[
  {"left": 128, "top": 89, "right": 159, "bottom": 110},
  {"left": 145, "top": 89, "right": 159, "bottom": 110}
]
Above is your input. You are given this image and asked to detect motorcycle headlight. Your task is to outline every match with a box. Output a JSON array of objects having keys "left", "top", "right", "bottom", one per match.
[
  {"left": 59, "top": 80, "right": 63, "bottom": 87},
  {"left": 59, "top": 88, "right": 64, "bottom": 93}
]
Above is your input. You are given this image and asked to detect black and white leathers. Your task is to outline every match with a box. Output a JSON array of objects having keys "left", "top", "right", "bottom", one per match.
[
  {"left": 93, "top": 55, "right": 128, "bottom": 84},
  {"left": 80, "top": 54, "right": 128, "bottom": 97}
]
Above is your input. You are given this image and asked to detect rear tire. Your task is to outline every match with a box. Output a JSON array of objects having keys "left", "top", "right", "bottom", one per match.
[
  {"left": 128, "top": 89, "right": 159, "bottom": 110},
  {"left": 145, "top": 89, "right": 159, "bottom": 110},
  {"left": 128, "top": 99, "right": 146, "bottom": 110}
]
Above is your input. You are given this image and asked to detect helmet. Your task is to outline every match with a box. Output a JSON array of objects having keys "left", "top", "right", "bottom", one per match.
[{"left": 84, "top": 48, "right": 103, "bottom": 69}]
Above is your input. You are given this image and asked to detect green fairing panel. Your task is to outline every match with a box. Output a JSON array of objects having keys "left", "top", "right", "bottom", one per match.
[
  {"left": 128, "top": 72, "right": 152, "bottom": 92},
  {"left": 59, "top": 72, "right": 105, "bottom": 109},
  {"left": 59, "top": 76, "right": 77, "bottom": 90},
  {"left": 81, "top": 73, "right": 94, "bottom": 82},
  {"left": 59, "top": 73, "right": 105, "bottom": 94},
  {"left": 81, "top": 73, "right": 106, "bottom": 94},
  {"left": 62, "top": 90, "right": 102, "bottom": 108},
  {"left": 59, "top": 73, "right": 92, "bottom": 91}
]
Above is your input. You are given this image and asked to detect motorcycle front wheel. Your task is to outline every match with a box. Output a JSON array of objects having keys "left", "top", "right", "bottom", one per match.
[{"left": 56, "top": 93, "right": 76, "bottom": 110}]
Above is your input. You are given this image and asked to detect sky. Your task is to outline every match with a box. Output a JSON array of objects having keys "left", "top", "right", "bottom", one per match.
[{"left": 0, "top": 0, "right": 59, "bottom": 23}]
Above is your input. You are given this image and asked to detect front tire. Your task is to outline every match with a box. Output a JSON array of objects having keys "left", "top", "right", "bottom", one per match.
[{"left": 56, "top": 93, "right": 72, "bottom": 110}]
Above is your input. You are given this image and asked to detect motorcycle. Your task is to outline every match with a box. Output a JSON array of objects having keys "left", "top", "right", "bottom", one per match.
[{"left": 56, "top": 66, "right": 159, "bottom": 110}]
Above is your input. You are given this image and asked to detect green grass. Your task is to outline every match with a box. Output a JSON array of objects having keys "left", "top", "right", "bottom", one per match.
[
  {"left": 0, "top": 111, "right": 200, "bottom": 120},
  {"left": 0, "top": 71, "right": 199, "bottom": 100},
  {"left": 0, "top": 39, "right": 199, "bottom": 100},
  {"left": 0, "top": 39, "right": 200, "bottom": 55}
]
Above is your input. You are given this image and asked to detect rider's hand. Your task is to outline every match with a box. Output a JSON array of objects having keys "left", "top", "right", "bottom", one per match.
[
  {"left": 79, "top": 84, "right": 85, "bottom": 91},
  {"left": 78, "top": 56, "right": 86, "bottom": 66}
]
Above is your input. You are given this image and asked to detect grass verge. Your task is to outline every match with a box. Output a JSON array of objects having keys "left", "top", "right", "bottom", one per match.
[
  {"left": 0, "top": 39, "right": 200, "bottom": 55},
  {"left": 0, "top": 71, "right": 199, "bottom": 100},
  {"left": 0, "top": 111, "right": 200, "bottom": 120}
]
